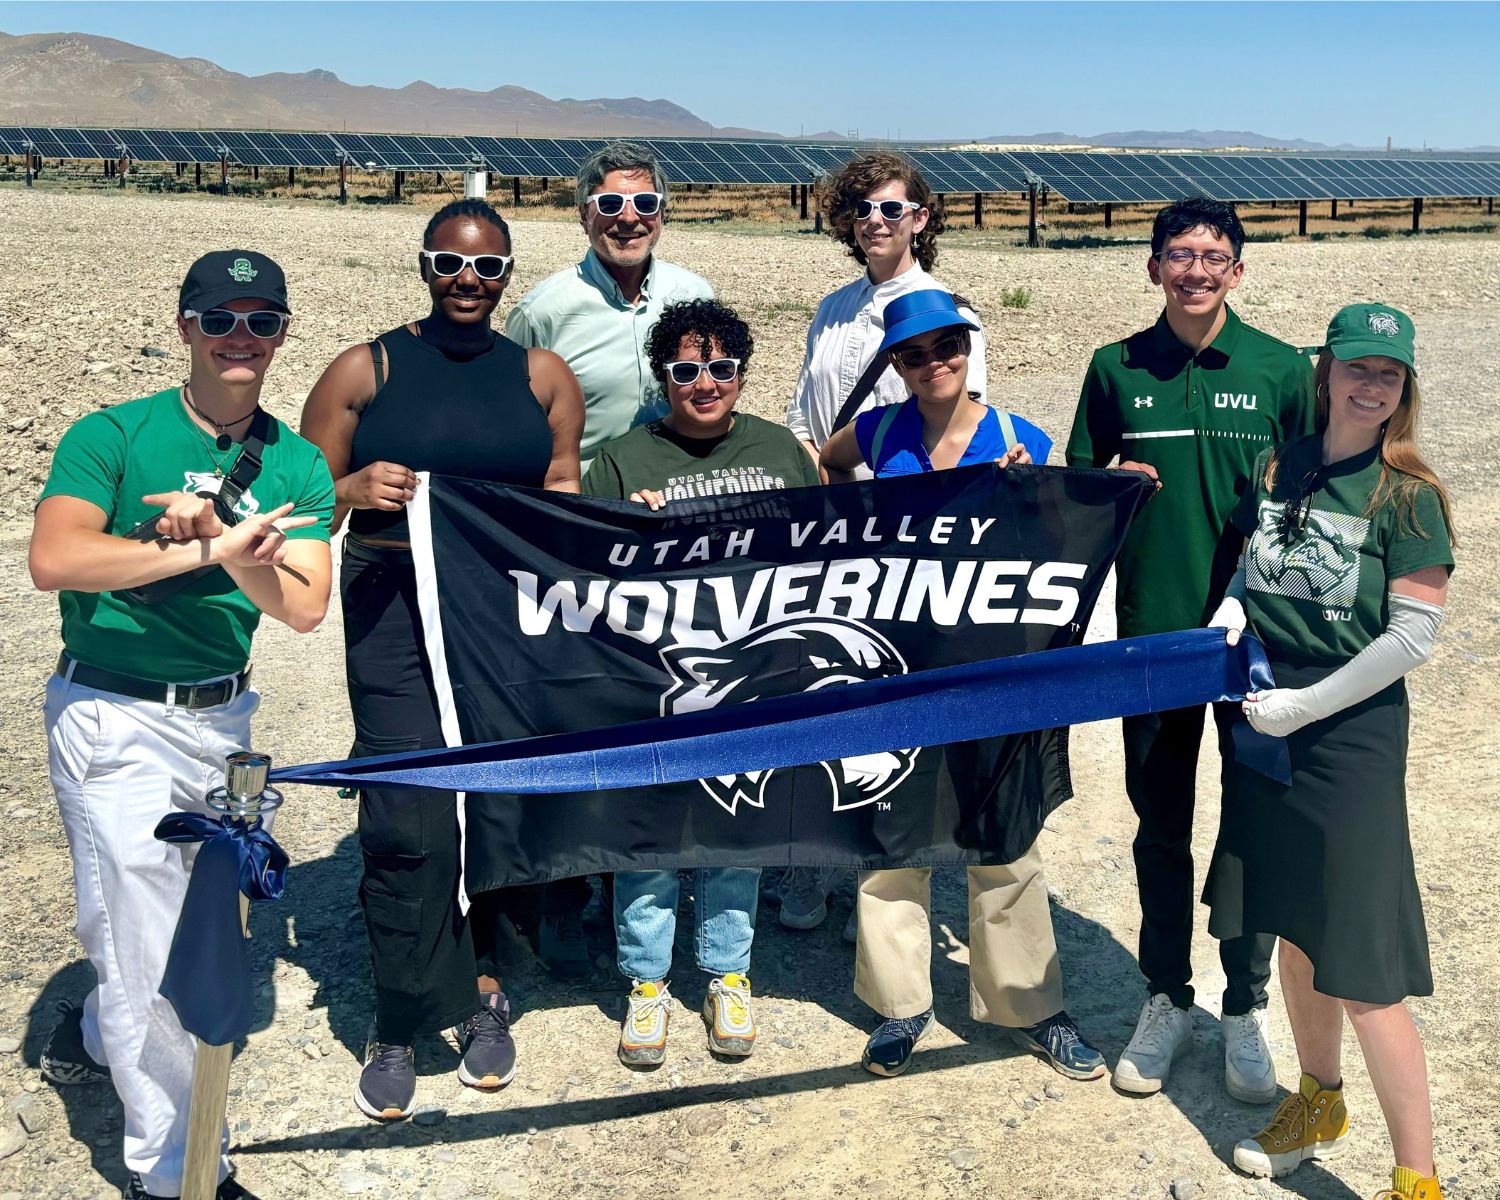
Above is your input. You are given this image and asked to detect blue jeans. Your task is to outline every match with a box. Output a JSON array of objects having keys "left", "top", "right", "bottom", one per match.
[{"left": 614, "top": 868, "right": 760, "bottom": 983}]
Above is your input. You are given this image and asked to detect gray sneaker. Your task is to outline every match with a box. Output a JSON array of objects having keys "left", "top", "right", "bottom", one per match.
[
  {"left": 538, "top": 911, "right": 592, "bottom": 978},
  {"left": 779, "top": 866, "right": 840, "bottom": 929}
]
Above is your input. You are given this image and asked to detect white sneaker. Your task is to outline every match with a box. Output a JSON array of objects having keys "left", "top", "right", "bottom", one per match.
[
  {"left": 1223, "top": 1008, "right": 1277, "bottom": 1103},
  {"left": 1114, "top": 993, "right": 1193, "bottom": 1094}
]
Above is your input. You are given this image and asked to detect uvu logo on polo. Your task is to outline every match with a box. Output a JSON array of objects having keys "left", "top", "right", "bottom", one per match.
[
  {"left": 1214, "top": 392, "right": 1259, "bottom": 409},
  {"left": 508, "top": 515, "right": 1090, "bottom": 815}
]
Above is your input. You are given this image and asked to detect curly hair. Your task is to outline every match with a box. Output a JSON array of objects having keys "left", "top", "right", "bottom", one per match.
[
  {"left": 646, "top": 299, "right": 754, "bottom": 381},
  {"left": 821, "top": 151, "right": 945, "bottom": 272},
  {"left": 1150, "top": 195, "right": 1244, "bottom": 258},
  {"left": 423, "top": 198, "right": 511, "bottom": 250}
]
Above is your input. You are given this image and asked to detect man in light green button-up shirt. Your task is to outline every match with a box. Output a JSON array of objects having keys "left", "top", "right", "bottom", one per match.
[{"left": 506, "top": 142, "right": 714, "bottom": 470}]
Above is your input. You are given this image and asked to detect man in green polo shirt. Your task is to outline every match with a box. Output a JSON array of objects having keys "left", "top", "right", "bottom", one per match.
[
  {"left": 505, "top": 140, "right": 713, "bottom": 973},
  {"left": 29, "top": 250, "right": 334, "bottom": 1200},
  {"left": 1066, "top": 197, "right": 1314, "bottom": 1102}
]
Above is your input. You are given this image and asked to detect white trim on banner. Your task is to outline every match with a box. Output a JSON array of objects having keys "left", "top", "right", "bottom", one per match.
[{"left": 407, "top": 471, "right": 471, "bottom": 914}]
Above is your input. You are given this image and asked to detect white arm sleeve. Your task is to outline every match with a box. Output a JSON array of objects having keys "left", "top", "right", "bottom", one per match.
[
  {"left": 1244, "top": 593, "right": 1444, "bottom": 736},
  {"left": 1207, "top": 553, "right": 1248, "bottom": 636}
]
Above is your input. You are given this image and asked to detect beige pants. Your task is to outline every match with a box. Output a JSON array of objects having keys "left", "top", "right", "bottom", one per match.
[{"left": 854, "top": 840, "right": 1063, "bottom": 1027}]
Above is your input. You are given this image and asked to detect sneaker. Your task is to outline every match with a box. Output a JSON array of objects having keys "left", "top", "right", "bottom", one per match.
[
  {"left": 1376, "top": 1167, "right": 1445, "bottom": 1200},
  {"left": 1224, "top": 1007, "right": 1277, "bottom": 1103},
  {"left": 703, "top": 974, "right": 756, "bottom": 1057},
  {"left": 862, "top": 1008, "right": 935, "bottom": 1077},
  {"left": 41, "top": 1001, "right": 110, "bottom": 1086},
  {"left": 538, "top": 911, "right": 592, "bottom": 978},
  {"left": 453, "top": 990, "right": 516, "bottom": 1090},
  {"left": 1233, "top": 1071, "right": 1349, "bottom": 1178},
  {"left": 353, "top": 1038, "right": 417, "bottom": 1121},
  {"left": 779, "top": 867, "right": 839, "bottom": 930},
  {"left": 1114, "top": 993, "right": 1193, "bottom": 1094},
  {"left": 1009, "top": 1010, "right": 1107, "bottom": 1081},
  {"left": 619, "top": 980, "right": 672, "bottom": 1067},
  {"left": 842, "top": 906, "right": 858, "bottom": 944},
  {"left": 122, "top": 1172, "right": 260, "bottom": 1199}
]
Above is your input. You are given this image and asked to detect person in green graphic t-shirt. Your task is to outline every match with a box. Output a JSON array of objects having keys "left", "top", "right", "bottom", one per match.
[
  {"left": 28, "top": 250, "right": 334, "bottom": 1200},
  {"left": 1204, "top": 304, "right": 1454, "bottom": 1200},
  {"left": 1066, "top": 196, "right": 1315, "bottom": 1104},
  {"left": 583, "top": 299, "right": 817, "bottom": 1071}
]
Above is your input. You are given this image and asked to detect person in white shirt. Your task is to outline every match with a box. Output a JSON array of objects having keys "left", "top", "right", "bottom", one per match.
[
  {"left": 784, "top": 150, "right": 988, "bottom": 472},
  {"left": 777, "top": 150, "right": 988, "bottom": 933}
]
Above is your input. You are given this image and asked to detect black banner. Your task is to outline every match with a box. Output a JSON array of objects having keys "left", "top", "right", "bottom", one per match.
[{"left": 410, "top": 464, "right": 1152, "bottom": 889}]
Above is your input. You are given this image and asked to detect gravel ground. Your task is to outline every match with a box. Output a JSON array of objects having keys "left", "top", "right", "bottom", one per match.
[{"left": 0, "top": 189, "right": 1496, "bottom": 1200}]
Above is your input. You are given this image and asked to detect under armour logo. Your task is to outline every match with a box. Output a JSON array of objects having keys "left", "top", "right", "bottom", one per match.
[{"left": 1134, "top": 396, "right": 1153, "bottom": 408}]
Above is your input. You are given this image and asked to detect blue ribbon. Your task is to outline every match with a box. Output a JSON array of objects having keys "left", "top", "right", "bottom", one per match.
[
  {"left": 154, "top": 812, "right": 289, "bottom": 1046},
  {"left": 272, "top": 629, "right": 1288, "bottom": 793}
]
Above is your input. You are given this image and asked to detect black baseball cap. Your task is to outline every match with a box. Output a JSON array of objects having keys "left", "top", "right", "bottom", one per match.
[{"left": 179, "top": 250, "right": 291, "bottom": 315}]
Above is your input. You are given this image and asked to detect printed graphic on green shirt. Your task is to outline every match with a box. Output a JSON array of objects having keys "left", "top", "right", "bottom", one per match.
[
  {"left": 658, "top": 464, "right": 801, "bottom": 500},
  {"left": 1247, "top": 502, "right": 1370, "bottom": 609}
]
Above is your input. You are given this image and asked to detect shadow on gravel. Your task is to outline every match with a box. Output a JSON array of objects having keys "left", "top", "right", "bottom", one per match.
[{"left": 28, "top": 852, "right": 1359, "bottom": 1199}]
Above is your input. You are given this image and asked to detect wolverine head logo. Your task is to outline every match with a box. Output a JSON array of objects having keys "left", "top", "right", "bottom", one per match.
[{"left": 659, "top": 618, "right": 917, "bottom": 814}]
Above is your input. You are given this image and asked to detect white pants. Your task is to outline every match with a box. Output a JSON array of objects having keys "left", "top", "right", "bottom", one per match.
[{"left": 46, "top": 668, "right": 262, "bottom": 1197}]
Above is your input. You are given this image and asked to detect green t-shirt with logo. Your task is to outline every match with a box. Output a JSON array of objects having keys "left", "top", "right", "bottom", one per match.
[
  {"left": 39, "top": 387, "right": 336, "bottom": 682},
  {"left": 582, "top": 412, "right": 822, "bottom": 501},
  {"left": 1066, "top": 306, "right": 1315, "bottom": 637},
  {"left": 1232, "top": 436, "right": 1454, "bottom": 667}
]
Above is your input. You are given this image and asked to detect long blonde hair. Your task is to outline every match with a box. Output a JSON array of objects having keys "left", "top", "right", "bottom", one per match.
[{"left": 1264, "top": 354, "right": 1457, "bottom": 544}]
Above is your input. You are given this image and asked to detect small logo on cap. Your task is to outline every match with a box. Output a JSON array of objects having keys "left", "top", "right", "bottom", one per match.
[
  {"left": 1367, "top": 311, "right": 1400, "bottom": 338},
  {"left": 228, "top": 257, "right": 258, "bottom": 284}
]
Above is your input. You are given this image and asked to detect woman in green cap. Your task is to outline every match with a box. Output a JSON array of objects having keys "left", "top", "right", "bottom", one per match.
[{"left": 1203, "top": 303, "right": 1454, "bottom": 1200}]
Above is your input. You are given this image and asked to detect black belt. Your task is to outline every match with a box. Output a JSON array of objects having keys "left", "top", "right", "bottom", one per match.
[{"left": 57, "top": 654, "right": 251, "bottom": 710}]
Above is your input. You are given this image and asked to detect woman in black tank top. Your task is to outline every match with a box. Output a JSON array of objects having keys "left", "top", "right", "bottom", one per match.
[{"left": 301, "top": 199, "right": 582, "bottom": 1121}]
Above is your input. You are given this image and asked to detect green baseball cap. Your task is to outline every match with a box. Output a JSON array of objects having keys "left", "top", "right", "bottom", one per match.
[{"left": 1320, "top": 303, "right": 1416, "bottom": 374}]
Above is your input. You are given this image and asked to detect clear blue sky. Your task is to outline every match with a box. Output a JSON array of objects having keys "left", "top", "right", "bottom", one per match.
[{"left": 2, "top": 1, "right": 1494, "bottom": 149}]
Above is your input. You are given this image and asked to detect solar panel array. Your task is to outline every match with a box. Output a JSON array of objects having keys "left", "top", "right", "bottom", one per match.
[{"left": 3, "top": 124, "right": 1498, "bottom": 203}]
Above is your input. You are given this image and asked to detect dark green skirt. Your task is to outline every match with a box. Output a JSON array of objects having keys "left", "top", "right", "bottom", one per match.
[{"left": 1204, "top": 663, "right": 1431, "bottom": 1004}]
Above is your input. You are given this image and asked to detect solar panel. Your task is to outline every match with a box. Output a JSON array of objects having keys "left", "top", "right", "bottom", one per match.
[{"left": 6, "top": 123, "right": 1497, "bottom": 203}]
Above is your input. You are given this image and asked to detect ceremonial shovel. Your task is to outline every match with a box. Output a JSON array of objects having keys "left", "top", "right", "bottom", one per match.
[{"left": 179, "top": 751, "right": 283, "bottom": 1200}]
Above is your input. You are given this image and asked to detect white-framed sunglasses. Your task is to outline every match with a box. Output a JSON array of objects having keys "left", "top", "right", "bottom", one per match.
[
  {"left": 854, "top": 198, "right": 921, "bottom": 221},
  {"left": 420, "top": 249, "right": 514, "bottom": 280},
  {"left": 182, "top": 308, "right": 289, "bottom": 339},
  {"left": 586, "top": 191, "right": 665, "bottom": 217},
  {"left": 663, "top": 358, "right": 740, "bottom": 385}
]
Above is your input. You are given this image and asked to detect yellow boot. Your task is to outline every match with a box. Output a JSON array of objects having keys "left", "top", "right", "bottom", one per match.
[
  {"left": 1233, "top": 1071, "right": 1349, "bottom": 1177},
  {"left": 1375, "top": 1166, "right": 1443, "bottom": 1199}
]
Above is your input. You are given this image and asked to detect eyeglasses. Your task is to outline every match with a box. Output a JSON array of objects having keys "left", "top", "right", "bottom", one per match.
[
  {"left": 1160, "top": 248, "right": 1238, "bottom": 276},
  {"left": 663, "top": 358, "right": 741, "bottom": 385},
  {"left": 890, "top": 331, "right": 969, "bottom": 370},
  {"left": 854, "top": 198, "right": 921, "bottom": 221},
  {"left": 586, "top": 191, "right": 664, "bottom": 217},
  {"left": 183, "top": 308, "right": 289, "bottom": 339},
  {"left": 420, "top": 250, "right": 513, "bottom": 280}
]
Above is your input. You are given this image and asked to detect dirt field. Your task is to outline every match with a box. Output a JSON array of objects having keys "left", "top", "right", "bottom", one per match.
[{"left": 0, "top": 189, "right": 1496, "bottom": 1200}]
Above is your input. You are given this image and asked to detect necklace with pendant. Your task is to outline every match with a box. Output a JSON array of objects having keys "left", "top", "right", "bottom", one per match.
[{"left": 183, "top": 382, "right": 257, "bottom": 452}]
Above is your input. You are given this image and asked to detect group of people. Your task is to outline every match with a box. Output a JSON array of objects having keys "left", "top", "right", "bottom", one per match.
[{"left": 27, "top": 142, "right": 1454, "bottom": 1200}]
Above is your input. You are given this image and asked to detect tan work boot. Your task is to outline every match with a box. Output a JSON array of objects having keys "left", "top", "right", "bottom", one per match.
[
  {"left": 1375, "top": 1166, "right": 1444, "bottom": 1200},
  {"left": 1233, "top": 1071, "right": 1349, "bottom": 1177}
]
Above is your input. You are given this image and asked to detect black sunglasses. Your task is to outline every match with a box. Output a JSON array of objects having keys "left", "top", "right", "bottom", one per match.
[
  {"left": 891, "top": 331, "right": 969, "bottom": 371},
  {"left": 1278, "top": 469, "right": 1321, "bottom": 546}
]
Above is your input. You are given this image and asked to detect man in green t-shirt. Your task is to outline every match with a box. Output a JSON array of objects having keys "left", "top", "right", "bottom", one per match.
[
  {"left": 1065, "top": 198, "right": 1314, "bottom": 1103},
  {"left": 28, "top": 251, "right": 334, "bottom": 1200},
  {"left": 583, "top": 299, "right": 817, "bottom": 1071}
]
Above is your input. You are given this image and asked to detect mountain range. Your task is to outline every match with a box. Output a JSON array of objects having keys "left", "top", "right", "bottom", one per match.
[
  {"left": 2, "top": 31, "right": 1485, "bottom": 152},
  {"left": 0, "top": 30, "right": 785, "bottom": 139}
]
